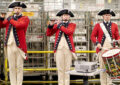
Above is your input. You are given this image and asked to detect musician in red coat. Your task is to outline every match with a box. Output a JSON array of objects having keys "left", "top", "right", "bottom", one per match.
[
  {"left": 91, "top": 9, "right": 120, "bottom": 85},
  {"left": 0, "top": 2, "right": 29, "bottom": 85},
  {"left": 46, "top": 9, "right": 77, "bottom": 85}
]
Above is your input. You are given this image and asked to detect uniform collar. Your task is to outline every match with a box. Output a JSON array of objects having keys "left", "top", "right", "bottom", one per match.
[
  {"left": 14, "top": 14, "right": 22, "bottom": 19},
  {"left": 104, "top": 20, "right": 111, "bottom": 24},
  {"left": 62, "top": 20, "right": 69, "bottom": 23}
]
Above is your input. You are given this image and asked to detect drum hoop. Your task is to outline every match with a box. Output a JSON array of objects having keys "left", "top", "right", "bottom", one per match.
[{"left": 102, "top": 48, "right": 120, "bottom": 58}]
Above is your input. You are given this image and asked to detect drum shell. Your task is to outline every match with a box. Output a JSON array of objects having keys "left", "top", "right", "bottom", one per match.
[{"left": 102, "top": 48, "right": 120, "bottom": 79}]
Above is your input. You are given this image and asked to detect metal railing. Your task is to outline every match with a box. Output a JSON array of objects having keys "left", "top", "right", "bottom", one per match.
[{"left": 4, "top": 50, "right": 96, "bottom": 81}]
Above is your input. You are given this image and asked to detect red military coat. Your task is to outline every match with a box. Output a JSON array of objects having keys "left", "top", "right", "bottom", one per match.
[
  {"left": 0, "top": 16, "right": 29, "bottom": 54},
  {"left": 46, "top": 23, "right": 76, "bottom": 53},
  {"left": 91, "top": 22, "right": 119, "bottom": 53}
]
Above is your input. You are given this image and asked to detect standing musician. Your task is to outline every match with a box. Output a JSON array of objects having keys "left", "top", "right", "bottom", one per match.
[
  {"left": 46, "top": 9, "right": 77, "bottom": 85},
  {"left": 0, "top": 2, "right": 29, "bottom": 85},
  {"left": 91, "top": 9, "right": 120, "bottom": 85}
]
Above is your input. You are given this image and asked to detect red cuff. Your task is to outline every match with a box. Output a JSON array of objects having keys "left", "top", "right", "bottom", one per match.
[{"left": 25, "top": 57, "right": 28, "bottom": 60}]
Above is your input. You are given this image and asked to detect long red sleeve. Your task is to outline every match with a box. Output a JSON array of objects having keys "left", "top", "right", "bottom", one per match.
[
  {"left": 60, "top": 23, "right": 76, "bottom": 35},
  {"left": 9, "top": 16, "right": 29, "bottom": 30},
  {"left": 46, "top": 24, "right": 58, "bottom": 36},
  {"left": 0, "top": 19, "right": 8, "bottom": 28},
  {"left": 114, "top": 24, "right": 120, "bottom": 40},
  {"left": 91, "top": 24, "right": 100, "bottom": 44}
]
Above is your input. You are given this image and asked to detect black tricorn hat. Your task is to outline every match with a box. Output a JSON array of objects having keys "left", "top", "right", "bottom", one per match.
[
  {"left": 56, "top": 9, "right": 74, "bottom": 17},
  {"left": 8, "top": 2, "right": 27, "bottom": 8},
  {"left": 98, "top": 9, "right": 115, "bottom": 16}
]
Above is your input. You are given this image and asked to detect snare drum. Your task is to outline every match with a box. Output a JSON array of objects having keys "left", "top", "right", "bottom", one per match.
[{"left": 102, "top": 48, "right": 120, "bottom": 79}]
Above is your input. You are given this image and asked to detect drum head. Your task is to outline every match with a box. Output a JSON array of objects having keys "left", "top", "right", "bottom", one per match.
[{"left": 102, "top": 49, "right": 120, "bottom": 57}]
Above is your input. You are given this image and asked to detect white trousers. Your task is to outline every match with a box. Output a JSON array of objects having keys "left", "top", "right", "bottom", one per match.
[
  {"left": 56, "top": 48, "right": 72, "bottom": 85},
  {"left": 98, "top": 38, "right": 113, "bottom": 85},
  {"left": 7, "top": 43, "right": 24, "bottom": 85}
]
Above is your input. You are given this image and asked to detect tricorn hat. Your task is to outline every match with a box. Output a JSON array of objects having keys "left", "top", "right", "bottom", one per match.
[
  {"left": 8, "top": 2, "right": 27, "bottom": 8},
  {"left": 98, "top": 9, "right": 115, "bottom": 16},
  {"left": 56, "top": 9, "right": 74, "bottom": 17}
]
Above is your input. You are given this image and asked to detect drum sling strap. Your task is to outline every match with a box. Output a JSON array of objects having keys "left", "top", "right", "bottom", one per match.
[
  {"left": 100, "top": 23, "right": 112, "bottom": 42},
  {"left": 99, "top": 23, "right": 113, "bottom": 85}
]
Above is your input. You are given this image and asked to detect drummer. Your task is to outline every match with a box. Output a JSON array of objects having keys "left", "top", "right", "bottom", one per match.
[{"left": 91, "top": 9, "right": 120, "bottom": 85}]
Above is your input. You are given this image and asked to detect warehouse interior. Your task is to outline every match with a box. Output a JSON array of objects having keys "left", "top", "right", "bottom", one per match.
[{"left": 0, "top": 0, "right": 120, "bottom": 85}]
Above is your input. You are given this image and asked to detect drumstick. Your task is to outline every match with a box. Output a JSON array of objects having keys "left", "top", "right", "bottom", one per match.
[
  {"left": 99, "top": 40, "right": 119, "bottom": 50},
  {"left": 99, "top": 47, "right": 109, "bottom": 50},
  {"left": 111, "top": 40, "right": 119, "bottom": 43}
]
